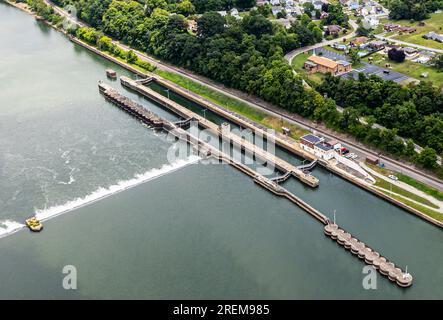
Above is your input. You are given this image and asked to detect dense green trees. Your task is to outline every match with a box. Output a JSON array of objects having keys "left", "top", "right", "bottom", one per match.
[
  {"left": 25, "top": 0, "right": 63, "bottom": 24},
  {"left": 321, "top": 3, "right": 348, "bottom": 28},
  {"left": 317, "top": 73, "right": 443, "bottom": 172},
  {"left": 389, "top": 0, "right": 443, "bottom": 21},
  {"left": 48, "top": 0, "right": 442, "bottom": 175}
]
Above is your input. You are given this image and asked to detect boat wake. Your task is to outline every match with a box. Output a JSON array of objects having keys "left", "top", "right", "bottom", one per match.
[{"left": 0, "top": 155, "right": 200, "bottom": 239}]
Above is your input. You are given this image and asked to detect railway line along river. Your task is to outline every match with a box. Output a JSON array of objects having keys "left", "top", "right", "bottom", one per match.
[{"left": 0, "top": 2, "right": 442, "bottom": 299}]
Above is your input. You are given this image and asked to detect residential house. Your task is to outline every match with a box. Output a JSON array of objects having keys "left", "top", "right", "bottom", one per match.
[
  {"left": 313, "top": 0, "right": 325, "bottom": 10},
  {"left": 363, "top": 16, "right": 379, "bottom": 29},
  {"left": 324, "top": 25, "right": 342, "bottom": 36},
  {"left": 398, "top": 26, "right": 416, "bottom": 34},
  {"left": 369, "top": 40, "right": 386, "bottom": 50},
  {"left": 350, "top": 36, "right": 369, "bottom": 47},
  {"left": 403, "top": 47, "right": 418, "bottom": 58},
  {"left": 423, "top": 31, "right": 443, "bottom": 42},
  {"left": 383, "top": 23, "right": 399, "bottom": 32}
]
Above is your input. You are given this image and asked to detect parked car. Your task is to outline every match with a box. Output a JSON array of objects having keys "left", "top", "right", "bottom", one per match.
[{"left": 341, "top": 147, "right": 350, "bottom": 155}]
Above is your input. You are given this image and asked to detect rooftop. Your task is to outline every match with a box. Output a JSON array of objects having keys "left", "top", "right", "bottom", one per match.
[
  {"left": 308, "top": 55, "right": 339, "bottom": 69},
  {"left": 301, "top": 134, "right": 322, "bottom": 144},
  {"left": 315, "top": 142, "right": 333, "bottom": 151}
]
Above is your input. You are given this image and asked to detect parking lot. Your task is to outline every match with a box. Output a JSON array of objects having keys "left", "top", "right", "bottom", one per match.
[
  {"left": 314, "top": 47, "right": 410, "bottom": 83},
  {"left": 343, "top": 65, "right": 410, "bottom": 83}
]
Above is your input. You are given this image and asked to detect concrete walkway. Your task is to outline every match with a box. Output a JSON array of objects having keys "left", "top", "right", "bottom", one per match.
[{"left": 361, "top": 163, "right": 443, "bottom": 212}]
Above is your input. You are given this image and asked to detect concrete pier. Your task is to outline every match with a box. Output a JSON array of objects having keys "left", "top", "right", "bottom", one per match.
[
  {"left": 324, "top": 224, "right": 413, "bottom": 288},
  {"left": 98, "top": 82, "right": 412, "bottom": 288},
  {"left": 120, "top": 76, "right": 319, "bottom": 188}
]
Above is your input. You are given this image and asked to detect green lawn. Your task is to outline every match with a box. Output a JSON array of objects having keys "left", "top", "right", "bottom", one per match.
[
  {"left": 364, "top": 53, "right": 443, "bottom": 85},
  {"left": 387, "top": 193, "right": 443, "bottom": 222},
  {"left": 382, "top": 13, "right": 443, "bottom": 50},
  {"left": 292, "top": 50, "right": 313, "bottom": 70},
  {"left": 154, "top": 69, "right": 308, "bottom": 140}
]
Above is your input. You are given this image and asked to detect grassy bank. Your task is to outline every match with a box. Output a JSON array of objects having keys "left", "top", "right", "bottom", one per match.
[
  {"left": 388, "top": 193, "right": 443, "bottom": 223},
  {"left": 374, "top": 178, "right": 439, "bottom": 208},
  {"left": 155, "top": 69, "right": 308, "bottom": 140},
  {"left": 368, "top": 164, "right": 443, "bottom": 202}
]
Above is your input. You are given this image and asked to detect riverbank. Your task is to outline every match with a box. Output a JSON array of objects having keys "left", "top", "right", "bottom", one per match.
[
  {"left": 5, "top": 0, "right": 443, "bottom": 228},
  {"left": 2, "top": 5, "right": 443, "bottom": 298}
]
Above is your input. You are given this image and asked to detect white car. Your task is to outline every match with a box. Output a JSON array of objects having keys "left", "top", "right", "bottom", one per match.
[{"left": 388, "top": 175, "right": 398, "bottom": 181}]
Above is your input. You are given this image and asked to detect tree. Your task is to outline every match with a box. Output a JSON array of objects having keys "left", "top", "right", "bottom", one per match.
[
  {"left": 242, "top": 12, "right": 273, "bottom": 36},
  {"left": 388, "top": 48, "right": 406, "bottom": 62},
  {"left": 236, "top": 0, "right": 256, "bottom": 9},
  {"left": 256, "top": 3, "right": 272, "bottom": 17},
  {"left": 126, "top": 50, "right": 138, "bottom": 63},
  {"left": 175, "top": 0, "right": 195, "bottom": 16},
  {"left": 356, "top": 25, "right": 370, "bottom": 37},
  {"left": 322, "top": 3, "right": 348, "bottom": 28},
  {"left": 303, "top": 2, "right": 315, "bottom": 15},
  {"left": 431, "top": 54, "right": 443, "bottom": 71},
  {"left": 388, "top": 0, "right": 437, "bottom": 21},
  {"left": 145, "top": 0, "right": 167, "bottom": 15},
  {"left": 348, "top": 48, "right": 360, "bottom": 65},
  {"left": 405, "top": 139, "right": 416, "bottom": 157},
  {"left": 197, "top": 11, "right": 225, "bottom": 38},
  {"left": 97, "top": 36, "right": 112, "bottom": 51},
  {"left": 276, "top": 10, "right": 287, "bottom": 19},
  {"left": 416, "top": 147, "right": 438, "bottom": 169}
]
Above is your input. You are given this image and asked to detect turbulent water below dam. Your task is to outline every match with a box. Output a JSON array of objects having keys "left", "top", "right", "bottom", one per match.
[{"left": 0, "top": 2, "right": 442, "bottom": 299}]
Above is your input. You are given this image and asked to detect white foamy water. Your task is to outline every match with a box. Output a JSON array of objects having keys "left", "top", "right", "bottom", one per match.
[
  {"left": 0, "top": 156, "right": 200, "bottom": 239},
  {"left": 35, "top": 155, "right": 200, "bottom": 221},
  {"left": 0, "top": 220, "right": 25, "bottom": 239}
]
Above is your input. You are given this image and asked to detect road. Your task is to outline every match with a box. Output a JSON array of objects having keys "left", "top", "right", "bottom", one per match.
[
  {"left": 44, "top": 0, "right": 443, "bottom": 190},
  {"left": 374, "top": 34, "right": 443, "bottom": 54},
  {"left": 284, "top": 20, "right": 359, "bottom": 66}
]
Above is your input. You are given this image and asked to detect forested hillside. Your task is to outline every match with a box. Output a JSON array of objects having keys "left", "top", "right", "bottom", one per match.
[{"left": 26, "top": 0, "right": 443, "bottom": 176}]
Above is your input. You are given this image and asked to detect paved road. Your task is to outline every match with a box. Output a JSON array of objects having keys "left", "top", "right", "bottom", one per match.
[
  {"left": 284, "top": 20, "right": 359, "bottom": 66},
  {"left": 44, "top": 0, "right": 443, "bottom": 190},
  {"left": 374, "top": 34, "right": 443, "bottom": 54}
]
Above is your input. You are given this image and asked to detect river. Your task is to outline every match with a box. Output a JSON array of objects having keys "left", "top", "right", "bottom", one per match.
[{"left": 0, "top": 2, "right": 442, "bottom": 299}]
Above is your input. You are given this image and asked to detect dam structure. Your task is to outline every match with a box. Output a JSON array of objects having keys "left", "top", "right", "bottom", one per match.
[
  {"left": 98, "top": 81, "right": 413, "bottom": 288},
  {"left": 120, "top": 76, "right": 319, "bottom": 188}
]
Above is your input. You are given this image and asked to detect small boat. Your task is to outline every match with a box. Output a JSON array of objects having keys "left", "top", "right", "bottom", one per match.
[
  {"left": 106, "top": 69, "right": 117, "bottom": 79},
  {"left": 25, "top": 217, "right": 43, "bottom": 232}
]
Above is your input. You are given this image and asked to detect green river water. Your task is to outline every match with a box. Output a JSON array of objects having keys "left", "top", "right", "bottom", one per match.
[{"left": 0, "top": 2, "right": 442, "bottom": 299}]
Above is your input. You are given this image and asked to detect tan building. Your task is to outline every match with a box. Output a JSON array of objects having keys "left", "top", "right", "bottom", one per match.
[{"left": 304, "top": 55, "right": 352, "bottom": 75}]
